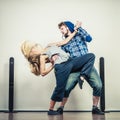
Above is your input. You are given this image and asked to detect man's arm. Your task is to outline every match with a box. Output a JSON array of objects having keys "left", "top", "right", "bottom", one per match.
[{"left": 78, "top": 27, "right": 92, "bottom": 42}]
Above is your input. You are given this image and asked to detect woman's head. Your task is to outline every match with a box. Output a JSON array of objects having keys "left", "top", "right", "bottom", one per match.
[
  {"left": 21, "top": 40, "right": 42, "bottom": 59},
  {"left": 21, "top": 40, "right": 42, "bottom": 76},
  {"left": 21, "top": 40, "right": 35, "bottom": 59}
]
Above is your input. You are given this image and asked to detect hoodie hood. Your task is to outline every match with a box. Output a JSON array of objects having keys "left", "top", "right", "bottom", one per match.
[{"left": 64, "top": 21, "right": 75, "bottom": 33}]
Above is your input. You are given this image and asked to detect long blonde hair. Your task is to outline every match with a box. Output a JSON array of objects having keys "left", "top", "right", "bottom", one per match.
[{"left": 21, "top": 40, "right": 41, "bottom": 76}]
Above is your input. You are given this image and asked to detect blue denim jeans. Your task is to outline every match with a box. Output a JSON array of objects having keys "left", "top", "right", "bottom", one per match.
[
  {"left": 51, "top": 53, "right": 95, "bottom": 102},
  {"left": 64, "top": 66, "right": 102, "bottom": 97}
]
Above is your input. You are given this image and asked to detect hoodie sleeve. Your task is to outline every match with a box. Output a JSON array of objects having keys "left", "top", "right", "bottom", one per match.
[{"left": 77, "top": 27, "right": 92, "bottom": 42}]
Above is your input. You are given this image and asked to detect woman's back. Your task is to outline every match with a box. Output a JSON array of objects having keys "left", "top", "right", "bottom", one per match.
[{"left": 45, "top": 45, "right": 70, "bottom": 64}]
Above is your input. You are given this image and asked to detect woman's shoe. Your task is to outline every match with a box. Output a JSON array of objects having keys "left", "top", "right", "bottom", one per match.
[{"left": 48, "top": 110, "right": 61, "bottom": 115}]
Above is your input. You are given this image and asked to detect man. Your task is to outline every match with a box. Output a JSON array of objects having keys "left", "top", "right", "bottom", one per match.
[{"left": 56, "top": 21, "right": 104, "bottom": 115}]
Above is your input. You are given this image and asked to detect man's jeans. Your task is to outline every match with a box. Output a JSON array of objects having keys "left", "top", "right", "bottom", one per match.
[{"left": 64, "top": 66, "right": 102, "bottom": 97}]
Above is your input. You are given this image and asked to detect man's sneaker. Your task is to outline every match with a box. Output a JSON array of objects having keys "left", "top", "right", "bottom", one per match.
[
  {"left": 48, "top": 110, "right": 61, "bottom": 115},
  {"left": 78, "top": 78, "right": 84, "bottom": 89},
  {"left": 92, "top": 106, "right": 104, "bottom": 115},
  {"left": 57, "top": 106, "right": 63, "bottom": 114}
]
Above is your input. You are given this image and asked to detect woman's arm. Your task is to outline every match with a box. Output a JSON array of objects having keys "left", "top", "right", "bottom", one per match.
[
  {"left": 47, "top": 30, "right": 77, "bottom": 47},
  {"left": 40, "top": 55, "right": 54, "bottom": 76},
  {"left": 55, "top": 30, "right": 78, "bottom": 46},
  {"left": 47, "top": 21, "right": 82, "bottom": 47}
]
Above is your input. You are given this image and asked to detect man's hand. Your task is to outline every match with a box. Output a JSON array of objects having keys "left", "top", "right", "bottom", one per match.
[{"left": 74, "top": 21, "right": 82, "bottom": 31}]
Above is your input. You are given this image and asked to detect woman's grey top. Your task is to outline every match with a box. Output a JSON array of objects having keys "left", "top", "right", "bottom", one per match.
[{"left": 45, "top": 45, "right": 70, "bottom": 64}]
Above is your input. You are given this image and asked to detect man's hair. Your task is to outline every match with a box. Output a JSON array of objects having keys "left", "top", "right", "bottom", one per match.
[
  {"left": 58, "top": 21, "right": 75, "bottom": 33},
  {"left": 58, "top": 22, "right": 66, "bottom": 29}
]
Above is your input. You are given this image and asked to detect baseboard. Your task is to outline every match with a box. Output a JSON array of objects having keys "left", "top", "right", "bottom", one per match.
[{"left": 0, "top": 110, "right": 90, "bottom": 112}]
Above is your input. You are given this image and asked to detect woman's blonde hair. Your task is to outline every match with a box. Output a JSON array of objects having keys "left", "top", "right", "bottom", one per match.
[{"left": 21, "top": 40, "right": 41, "bottom": 76}]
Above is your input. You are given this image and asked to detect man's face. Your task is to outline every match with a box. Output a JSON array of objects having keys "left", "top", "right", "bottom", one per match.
[{"left": 59, "top": 25, "right": 69, "bottom": 37}]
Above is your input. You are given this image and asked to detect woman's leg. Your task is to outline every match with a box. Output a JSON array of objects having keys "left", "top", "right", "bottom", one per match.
[
  {"left": 49, "top": 63, "right": 73, "bottom": 115},
  {"left": 51, "top": 63, "right": 72, "bottom": 102},
  {"left": 48, "top": 100, "right": 61, "bottom": 115},
  {"left": 71, "top": 53, "right": 95, "bottom": 89},
  {"left": 49, "top": 100, "right": 56, "bottom": 110},
  {"left": 49, "top": 53, "right": 95, "bottom": 114},
  {"left": 51, "top": 53, "right": 95, "bottom": 102},
  {"left": 71, "top": 53, "right": 95, "bottom": 78}
]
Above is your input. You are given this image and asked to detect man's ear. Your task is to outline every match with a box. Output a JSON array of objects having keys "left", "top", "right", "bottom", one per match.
[{"left": 66, "top": 27, "right": 69, "bottom": 30}]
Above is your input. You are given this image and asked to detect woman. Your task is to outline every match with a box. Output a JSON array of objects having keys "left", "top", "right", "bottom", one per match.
[{"left": 21, "top": 26, "right": 95, "bottom": 115}]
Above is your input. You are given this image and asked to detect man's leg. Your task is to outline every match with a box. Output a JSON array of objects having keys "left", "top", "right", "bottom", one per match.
[
  {"left": 93, "top": 96, "right": 100, "bottom": 107},
  {"left": 86, "top": 66, "right": 104, "bottom": 115}
]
